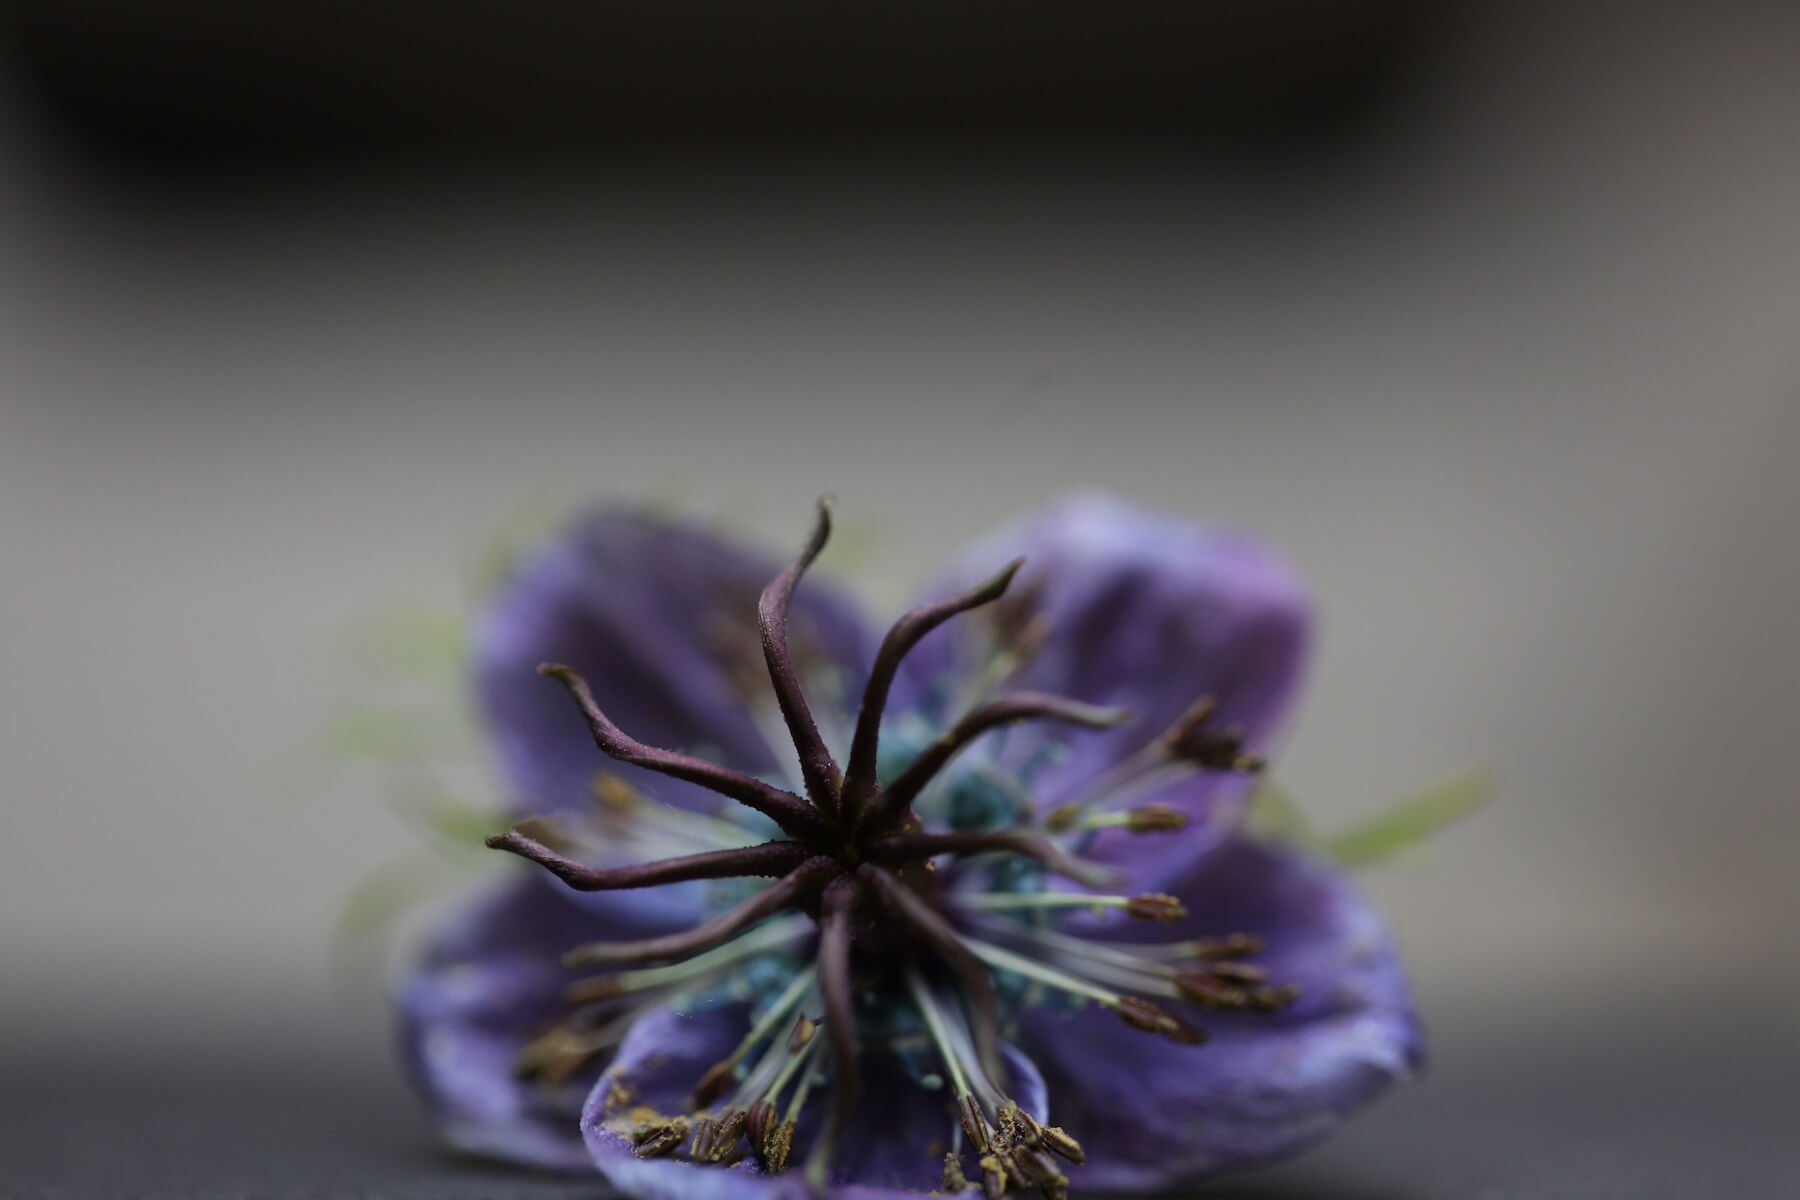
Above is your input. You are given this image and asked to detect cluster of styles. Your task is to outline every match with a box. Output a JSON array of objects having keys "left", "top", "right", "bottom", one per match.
[{"left": 398, "top": 493, "right": 1423, "bottom": 1200}]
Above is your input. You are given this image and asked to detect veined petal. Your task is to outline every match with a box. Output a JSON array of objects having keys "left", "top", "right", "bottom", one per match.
[
  {"left": 396, "top": 873, "right": 690, "bottom": 1170},
  {"left": 1017, "top": 835, "right": 1422, "bottom": 1192},
  {"left": 582, "top": 1003, "right": 1048, "bottom": 1200},
  {"left": 909, "top": 492, "right": 1311, "bottom": 888},
  {"left": 475, "top": 507, "right": 875, "bottom": 818}
]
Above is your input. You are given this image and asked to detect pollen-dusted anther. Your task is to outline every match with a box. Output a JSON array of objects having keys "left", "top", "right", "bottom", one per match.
[
  {"left": 958, "top": 1095, "right": 991, "bottom": 1153},
  {"left": 993, "top": 1145, "right": 1031, "bottom": 1190},
  {"left": 1039, "top": 1124, "right": 1086, "bottom": 1165},
  {"left": 1125, "top": 893, "right": 1188, "bottom": 921},
  {"left": 942, "top": 1151, "right": 975, "bottom": 1193},
  {"left": 690, "top": 1116, "right": 717, "bottom": 1161},
  {"left": 630, "top": 1117, "right": 690, "bottom": 1159},
  {"left": 762, "top": 1119, "right": 797, "bottom": 1172},
  {"left": 1124, "top": 803, "right": 1189, "bottom": 833},
  {"left": 978, "top": 1154, "right": 1007, "bottom": 1200},
  {"left": 701, "top": 1108, "right": 747, "bottom": 1163},
  {"left": 1157, "top": 696, "right": 1265, "bottom": 773}
]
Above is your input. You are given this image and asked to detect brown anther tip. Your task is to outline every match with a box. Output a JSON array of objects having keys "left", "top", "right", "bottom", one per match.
[
  {"left": 1162, "top": 1018, "right": 1211, "bottom": 1045},
  {"left": 1206, "top": 962, "right": 1269, "bottom": 985},
  {"left": 1249, "top": 984, "right": 1302, "bottom": 1012},
  {"left": 1197, "top": 933, "right": 1262, "bottom": 959},
  {"left": 692, "top": 1061, "right": 736, "bottom": 1110},
  {"left": 788, "top": 1016, "right": 818, "bottom": 1051},
  {"left": 1125, "top": 803, "right": 1189, "bottom": 833},
  {"left": 1126, "top": 893, "right": 1188, "bottom": 922},
  {"left": 1043, "top": 804, "right": 1082, "bottom": 833},
  {"left": 564, "top": 976, "right": 627, "bottom": 1006},
  {"left": 1174, "top": 972, "right": 1248, "bottom": 1009},
  {"left": 1112, "top": 995, "right": 1166, "bottom": 1033},
  {"left": 536, "top": 661, "right": 575, "bottom": 680}
]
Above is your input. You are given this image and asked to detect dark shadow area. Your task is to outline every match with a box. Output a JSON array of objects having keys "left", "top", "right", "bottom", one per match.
[{"left": 0, "top": 0, "right": 1441, "bottom": 172}]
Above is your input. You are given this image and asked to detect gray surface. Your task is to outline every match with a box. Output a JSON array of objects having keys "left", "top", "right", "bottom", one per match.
[{"left": 5, "top": 1004, "right": 1795, "bottom": 1199}]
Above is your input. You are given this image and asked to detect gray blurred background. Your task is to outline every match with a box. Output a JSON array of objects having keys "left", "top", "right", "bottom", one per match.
[{"left": 1, "top": 2, "right": 1797, "bottom": 1193}]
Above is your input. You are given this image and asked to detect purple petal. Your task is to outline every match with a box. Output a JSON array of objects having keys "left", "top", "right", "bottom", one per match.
[
  {"left": 396, "top": 872, "right": 689, "bottom": 1170},
  {"left": 910, "top": 492, "right": 1311, "bottom": 888},
  {"left": 1017, "top": 836, "right": 1422, "bottom": 1192},
  {"left": 582, "top": 1003, "right": 1048, "bottom": 1200},
  {"left": 474, "top": 506, "right": 876, "bottom": 818}
]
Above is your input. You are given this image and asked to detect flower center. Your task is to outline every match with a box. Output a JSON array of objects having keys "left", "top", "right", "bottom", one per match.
[{"left": 487, "top": 500, "right": 1291, "bottom": 1197}]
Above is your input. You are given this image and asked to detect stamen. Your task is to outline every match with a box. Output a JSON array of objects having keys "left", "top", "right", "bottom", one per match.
[
  {"left": 860, "top": 864, "right": 1003, "bottom": 1082},
  {"left": 863, "top": 692, "right": 1131, "bottom": 835},
  {"left": 630, "top": 1116, "right": 690, "bottom": 1159},
  {"left": 756, "top": 498, "right": 845, "bottom": 817},
  {"left": 538, "top": 663, "right": 831, "bottom": 843},
  {"left": 957, "top": 935, "right": 1202, "bottom": 1042},
  {"left": 868, "top": 831, "right": 1122, "bottom": 890},
  {"left": 841, "top": 558, "right": 1025, "bottom": 815},
  {"left": 954, "top": 891, "right": 1186, "bottom": 921},
  {"left": 487, "top": 829, "right": 816, "bottom": 892},
  {"left": 1157, "top": 697, "right": 1264, "bottom": 773},
  {"left": 561, "top": 857, "right": 838, "bottom": 967},
  {"left": 1061, "top": 803, "right": 1189, "bottom": 834},
  {"left": 589, "top": 773, "right": 760, "bottom": 851},
  {"left": 565, "top": 915, "right": 810, "bottom": 1005},
  {"left": 692, "top": 964, "right": 818, "bottom": 1108}
]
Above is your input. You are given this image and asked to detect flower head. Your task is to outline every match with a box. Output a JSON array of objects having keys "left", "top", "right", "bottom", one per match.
[{"left": 398, "top": 494, "right": 1422, "bottom": 1198}]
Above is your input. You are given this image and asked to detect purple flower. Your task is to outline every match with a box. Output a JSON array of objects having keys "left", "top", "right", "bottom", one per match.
[{"left": 397, "top": 493, "right": 1423, "bottom": 1198}]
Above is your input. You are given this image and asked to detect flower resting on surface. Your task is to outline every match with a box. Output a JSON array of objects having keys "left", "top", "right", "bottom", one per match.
[{"left": 397, "top": 493, "right": 1423, "bottom": 1198}]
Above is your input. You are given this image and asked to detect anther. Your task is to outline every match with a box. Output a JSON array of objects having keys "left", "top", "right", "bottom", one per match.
[
  {"left": 1124, "top": 803, "right": 1188, "bottom": 833},
  {"left": 1043, "top": 804, "right": 1081, "bottom": 832},
  {"left": 993, "top": 1146, "right": 1031, "bottom": 1190},
  {"left": 1112, "top": 995, "right": 1206, "bottom": 1043},
  {"left": 744, "top": 1100, "right": 774, "bottom": 1153},
  {"left": 788, "top": 1016, "right": 818, "bottom": 1052},
  {"left": 1249, "top": 984, "right": 1301, "bottom": 1012},
  {"left": 978, "top": 1155, "right": 1007, "bottom": 1200},
  {"left": 943, "top": 1151, "right": 975, "bottom": 1193},
  {"left": 630, "top": 1117, "right": 689, "bottom": 1159},
  {"left": 762, "top": 1119, "right": 796, "bottom": 1172},
  {"left": 1015, "top": 1144, "right": 1067, "bottom": 1189},
  {"left": 958, "top": 1095, "right": 991, "bottom": 1153},
  {"left": 1125, "top": 893, "right": 1188, "bottom": 921},
  {"left": 704, "top": 1109, "right": 747, "bottom": 1163},
  {"left": 692, "top": 1061, "right": 736, "bottom": 1110},
  {"left": 1039, "top": 1124, "right": 1086, "bottom": 1165},
  {"left": 1159, "top": 698, "right": 1263, "bottom": 773}
]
